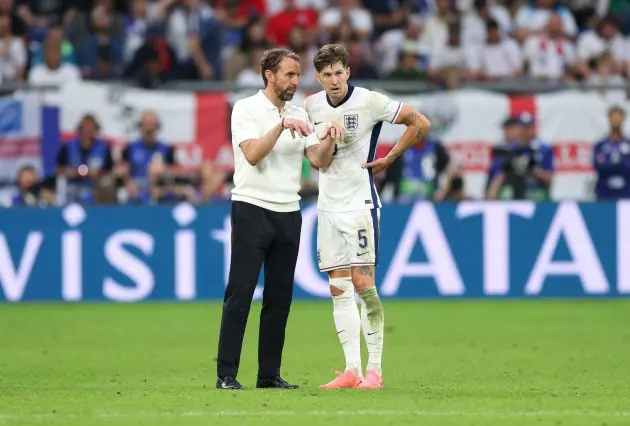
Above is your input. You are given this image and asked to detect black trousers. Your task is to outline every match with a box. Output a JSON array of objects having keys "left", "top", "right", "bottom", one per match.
[{"left": 217, "top": 201, "right": 302, "bottom": 379}]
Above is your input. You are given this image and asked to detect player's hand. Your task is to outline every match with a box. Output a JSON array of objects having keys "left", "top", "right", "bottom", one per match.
[
  {"left": 362, "top": 156, "right": 393, "bottom": 175},
  {"left": 325, "top": 121, "right": 345, "bottom": 143},
  {"left": 282, "top": 118, "right": 312, "bottom": 138}
]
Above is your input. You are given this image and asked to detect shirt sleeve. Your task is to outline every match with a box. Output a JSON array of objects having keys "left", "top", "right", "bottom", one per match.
[
  {"left": 369, "top": 90, "right": 402, "bottom": 124},
  {"left": 540, "top": 144, "right": 554, "bottom": 171},
  {"left": 231, "top": 101, "right": 260, "bottom": 148}
]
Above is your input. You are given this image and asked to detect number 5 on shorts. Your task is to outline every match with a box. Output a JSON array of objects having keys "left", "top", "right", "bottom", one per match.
[{"left": 358, "top": 228, "right": 368, "bottom": 249}]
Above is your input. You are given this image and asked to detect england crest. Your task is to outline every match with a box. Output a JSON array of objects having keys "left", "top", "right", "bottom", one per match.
[{"left": 344, "top": 113, "right": 359, "bottom": 132}]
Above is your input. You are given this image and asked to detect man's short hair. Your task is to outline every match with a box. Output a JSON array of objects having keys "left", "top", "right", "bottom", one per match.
[
  {"left": 313, "top": 43, "right": 349, "bottom": 72},
  {"left": 260, "top": 48, "right": 300, "bottom": 87},
  {"left": 608, "top": 105, "right": 626, "bottom": 117}
]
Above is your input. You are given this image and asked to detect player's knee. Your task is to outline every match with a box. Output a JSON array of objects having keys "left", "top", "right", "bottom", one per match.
[
  {"left": 351, "top": 265, "right": 375, "bottom": 292},
  {"left": 329, "top": 277, "right": 353, "bottom": 298}
]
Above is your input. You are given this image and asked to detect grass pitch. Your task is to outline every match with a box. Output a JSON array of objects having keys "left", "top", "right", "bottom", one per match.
[{"left": 0, "top": 300, "right": 629, "bottom": 426}]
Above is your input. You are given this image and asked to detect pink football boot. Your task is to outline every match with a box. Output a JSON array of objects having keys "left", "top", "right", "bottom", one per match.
[
  {"left": 356, "top": 369, "right": 383, "bottom": 389},
  {"left": 320, "top": 370, "right": 363, "bottom": 389}
]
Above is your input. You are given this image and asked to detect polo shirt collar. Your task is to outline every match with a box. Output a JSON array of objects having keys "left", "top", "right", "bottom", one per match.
[{"left": 257, "top": 89, "right": 287, "bottom": 113}]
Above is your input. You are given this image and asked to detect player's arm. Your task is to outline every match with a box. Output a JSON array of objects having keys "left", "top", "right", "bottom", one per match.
[
  {"left": 305, "top": 122, "right": 344, "bottom": 169},
  {"left": 363, "top": 104, "right": 431, "bottom": 175},
  {"left": 239, "top": 118, "right": 311, "bottom": 166}
]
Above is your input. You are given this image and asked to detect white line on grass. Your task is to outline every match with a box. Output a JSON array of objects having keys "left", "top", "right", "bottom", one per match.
[{"left": 2, "top": 410, "right": 630, "bottom": 422}]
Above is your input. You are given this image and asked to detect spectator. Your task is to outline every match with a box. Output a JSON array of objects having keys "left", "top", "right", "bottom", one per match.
[
  {"left": 420, "top": 0, "right": 457, "bottom": 54},
  {"left": 265, "top": 0, "right": 318, "bottom": 47},
  {"left": 223, "top": 17, "right": 266, "bottom": 81},
  {"left": 180, "top": 159, "right": 227, "bottom": 204},
  {"left": 428, "top": 20, "right": 473, "bottom": 87},
  {"left": 362, "top": 0, "right": 408, "bottom": 37},
  {"left": 129, "top": 35, "right": 176, "bottom": 89},
  {"left": 515, "top": 0, "right": 578, "bottom": 43},
  {"left": 319, "top": 0, "right": 373, "bottom": 41},
  {"left": 10, "top": 166, "right": 55, "bottom": 207},
  {"left": 236, "top": 44, "right": 267, "bottom": 85},
  {"left": 27, "top": 34, "right": 82, "bottom": 86},
  {"left": 266, "top": 0, "right": 328, "bottom": 15},
  {"left": 587, "top": 51, "right": 627, "bottom": 102},
  {"left": 77, "top": 5, "right": 124, "bottom": 78},
  {"left": 16, "top": 0, "right": 76, "bottom": 35},
  {"left": 0, "top": 12, "right": 26, "bottom": 83},
  {"left": 576, "top": 15, "right": 627, "bottom": 78},
  {"left": 167, "top": 0, "right": 223, "bottom": 80},
  {"left": 346, "top": 35, "right": 379, "bottom": 79},
  {"left": 523, "top": 13, "right": 577, "bottom": 80},
  {"left": 460, "top": 0, "right": 512, "bottom": 48},
  {"left": 119, "top": 110, "right": 174, "bottom": 204},
  {"left": 386, "top": 40, "right": 426, "bottom": 80},
  {"left": 0, "top": 0, "right": 26, "bottom": 36},
  {"left": 66, "top": 0, "right": 125, "bottom": 55},
  {"left": 56, "top": 114, "right": 114, "bottom": 205},
  {"left": 375, "top": 14, "right": 430, "bottom": 76},
  {"left": 29, "top": 24, "right": 77, "bottom": 67},
  {"left": 486, "top": 114, "right": 554, "bottom": 200},
  {"left": 592, "top": 106, "right": 630, "bottom": 200},
  {"left": 468, "top": 18, "right": 523, "bottom": 80},
  {"left": 123, "top": 0, "right": 171, "bottom": 65}
]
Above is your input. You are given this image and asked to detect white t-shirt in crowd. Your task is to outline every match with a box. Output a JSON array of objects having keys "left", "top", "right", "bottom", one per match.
[
  {"left": 319, "top": 7, "right": 373, "bottom": 34},
  {"left": 577, "top": 30, "right": 627, "bottom": 62},
  {"left": 469, "top": 38, "right": 524, "bottom": 78},
  {"left": 523, "top": 35, "right": 576, "bottom": 79},
  {"left": 27, "top": 63, "right": 82, "bottom": 86},
  {"left": 231, "top": 89, "right": 320, "bottom": 212}
]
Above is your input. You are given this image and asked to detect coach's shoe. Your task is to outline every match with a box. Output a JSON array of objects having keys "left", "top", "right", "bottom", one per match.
[
  {"left": 256, "top": 376, "right": 299, "bottom": 389},
  {"left": 216, "top": 376, "right": 243, "bottom": 390},
  {"left": 356, "top": 370, "right": 383, "bottom": 389},
  {"left": 320, "top": 370, "right": 363, "bottom": 389}
]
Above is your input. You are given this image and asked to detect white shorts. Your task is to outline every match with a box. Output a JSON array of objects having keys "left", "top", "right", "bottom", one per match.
[{"left": 317, "top": 208, "right": 381, "bottom": 272}]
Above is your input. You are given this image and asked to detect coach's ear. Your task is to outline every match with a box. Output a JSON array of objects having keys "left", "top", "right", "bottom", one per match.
[{"left": 265, "top": 69, "right": 274, "bottom": 85}]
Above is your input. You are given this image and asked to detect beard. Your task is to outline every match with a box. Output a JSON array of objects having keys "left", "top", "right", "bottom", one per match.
[{"left": 275, "top": 85, "right": 296, "bottom": 101}]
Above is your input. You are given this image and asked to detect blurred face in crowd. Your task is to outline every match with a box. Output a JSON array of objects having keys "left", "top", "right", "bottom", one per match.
[
  {"left": 267, "top": 57, "right": 300, "bottom": 102},
  {"left": 400, "top": 52, "right": 418, "bottom": 71},
  {"left": 17, "top": 168, "right": 37, "bottom": 191},
  {"left": 609, "top": 109, "right": 625, "bottom": 132},
  {"left": 0, "top": 0, "right": 14, "bottom": 13},
  {"left": 248, "top": 21, "right": 265, "bottom": 44},
  {"left": 523, "top": 123, "right": 536, "bottom": 142},
  {"left": 44, "top": 40, "right": 62, "bottom": 70},
  {"left": 504, "top": 123, "right": 523, "bottom": 143},
  {"left": 436, "top": 0, "right": 452, "bottom": 16},
  {"left": 47, "top": 26, "right": 65, "bottom": 44},
  {"left": 599, "top": 20, "right": 617, "bottom": 40},
  {"left": 487, "top": 24, "right": 500, "bottom": 44},
  {"left": 404, "top": 19, "right": 423, "bottom": 39},
  {"left": 285, "top": 0, "right": 297, "bottom": 11},
  {"left": 0, "top": 14, "right": 9, "bottom": 36},
  {"left": 79, "top": 118, "right": 99, "bottom": 142},
  {"left": 184, "top": 0, "right": 201, "bottom": 10},
  {"left": 91, "top": 6, "right": 111, "bottom": 32},
  {"left": 546, "top": 13, "right": 563, "bottom": 38},
  {"left": 131, "top": 0, "right": 149, "bottom": 18},
  {"left": 140, "top": 111, "right": 160, "bottom": 141},
  {"left": 317, "top": 62, "right": 350, "bottom": 101},
  {"left": 338, "top": 0, "right": 357, "bottom": 12}
]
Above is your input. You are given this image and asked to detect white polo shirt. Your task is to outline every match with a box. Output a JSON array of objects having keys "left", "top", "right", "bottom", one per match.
[{"left": 230, "top": 90, "right": 320, "bottom": 212}]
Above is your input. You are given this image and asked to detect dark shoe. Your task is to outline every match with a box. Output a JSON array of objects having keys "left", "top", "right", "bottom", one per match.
[
  {"left": 216, "top": 376, "right": 243, "bottom": 390},
  {"left": 256, "top": 376, "right": 299, "bottom": 389}
]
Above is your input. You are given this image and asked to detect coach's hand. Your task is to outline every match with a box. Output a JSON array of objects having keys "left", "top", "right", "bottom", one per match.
[
  {"left": 282, "top": 118, "right": 312, "bottom": 138},
  {"left": 362, "top": 156, "right": 393, "bottom": 175},
  {"left": 326, "top": 121, "right": 345, "bottom": 143}
]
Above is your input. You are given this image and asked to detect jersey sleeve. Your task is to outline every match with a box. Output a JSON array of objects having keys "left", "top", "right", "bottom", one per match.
[
  {"left": 369, "top": 90, "right": 402, "bottom": 124},
  {"left": 231, "top": 101, "right": 260, "bottom": 147}
]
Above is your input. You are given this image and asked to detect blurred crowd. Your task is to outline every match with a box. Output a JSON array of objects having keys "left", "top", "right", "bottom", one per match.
[
  {"left": 6, "top": 101, "right": 630, "bottom": 207},
  {"left": 0, "top": 0, "right": 627, "bottom": 93}
]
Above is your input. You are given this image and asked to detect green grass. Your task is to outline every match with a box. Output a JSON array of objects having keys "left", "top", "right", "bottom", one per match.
[{"left": 1, "top": 300, "right": 629, "bottom": 426}]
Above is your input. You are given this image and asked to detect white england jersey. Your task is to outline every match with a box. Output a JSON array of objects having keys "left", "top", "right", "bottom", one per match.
[{"left": 304, "top": 85, "right": 402, "bottom": 212}]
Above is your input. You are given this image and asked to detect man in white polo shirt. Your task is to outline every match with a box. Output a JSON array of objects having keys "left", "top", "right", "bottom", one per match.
[{"left": 216, "top": 48, "right": 343, "bottom": 390}]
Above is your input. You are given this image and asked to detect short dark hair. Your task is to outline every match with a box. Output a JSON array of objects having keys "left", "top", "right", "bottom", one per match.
[
  {"left": 608, "top": 105, "right": 626, "bottom": 117},
  {"left": 313, "top": 43, "right": 349, "bottom": 72},
  {"left": 260, "top": 48, "right": 300, "bottom": 87}
]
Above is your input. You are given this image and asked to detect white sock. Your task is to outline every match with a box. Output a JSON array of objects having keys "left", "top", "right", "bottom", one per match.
[
  {"left": 330, "top": 277, "right": 362, "bottom": 376},
  {"left": 359, "top": 287, "right": 384, "bottom": 375}
]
